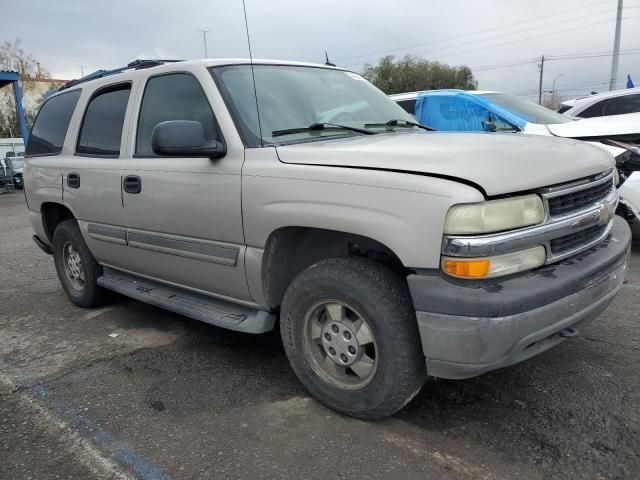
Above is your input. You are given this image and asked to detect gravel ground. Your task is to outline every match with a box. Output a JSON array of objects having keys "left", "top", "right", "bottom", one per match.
[{"left": 1, "top": 192, "right": 639, "bottom": 480}]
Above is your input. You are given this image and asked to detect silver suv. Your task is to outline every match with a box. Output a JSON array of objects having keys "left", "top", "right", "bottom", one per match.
[{"left": 24, "top": 59, "right": 631, "bottom": 419}]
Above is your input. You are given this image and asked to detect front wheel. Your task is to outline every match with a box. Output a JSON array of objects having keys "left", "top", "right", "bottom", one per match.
[{"left": 280, "top": 257, "right": 426, "bottom": 419}]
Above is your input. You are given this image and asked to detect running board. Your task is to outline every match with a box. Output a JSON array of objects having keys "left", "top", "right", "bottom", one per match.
[{"left": 97, "top": 268, "right": 275, "bottom": 334}]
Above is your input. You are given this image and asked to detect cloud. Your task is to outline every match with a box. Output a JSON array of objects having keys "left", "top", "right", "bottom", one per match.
[{"left": 4, "top": 0, "right": 639, "bottom": 97}]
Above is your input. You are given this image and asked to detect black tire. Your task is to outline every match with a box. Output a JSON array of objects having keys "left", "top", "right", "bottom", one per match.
[
  {"left": 280, "top": 257, "right": 427, "bottom": 419},
  {"left": 53, "top": 219, "right": 107, "bottom": 308}
]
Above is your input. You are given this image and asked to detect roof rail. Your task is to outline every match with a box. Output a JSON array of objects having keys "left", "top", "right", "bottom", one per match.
[{"left": 58, "top": 58, "right": 183, "bottom": 91}]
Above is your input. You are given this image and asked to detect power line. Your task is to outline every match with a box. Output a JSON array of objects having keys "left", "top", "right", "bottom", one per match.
[
  {"left": 381, "top": 8, "right": 617, "bottom": 64},
  {"left": 469, "top": 48, "right": 640, "bottom": 73},
  {"left": 402, "top": 17, "right": 639, "bottom": 64},
  {"left": 337, "top": 0, "right": 615, "bottom": 64}
]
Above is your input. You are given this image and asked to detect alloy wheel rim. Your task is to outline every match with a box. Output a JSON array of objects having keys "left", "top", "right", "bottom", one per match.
[
  {"left": 63, "top": 241, "right": 85, "bottom": 291},
  {"left": 302, "top": 300, "right": 378, "bottom": 390}
]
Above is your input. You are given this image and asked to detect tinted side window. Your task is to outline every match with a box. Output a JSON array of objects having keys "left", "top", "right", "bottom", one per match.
[
  {"left": 77, "top": 85, "right": 131, "bottom": 156},
  {"left": 577, "top": 100, "right": 606, "bottom": 118},
  {"left": 26, "top": 90, "right": 81, "bottom": 156},
  {"left": 603, "top": 94, "right": 640, "bottom": 116},
  {"left": 136, "top": 74, "right": 220, "bottom": 156},
  {"left": 396, "top": 99, "right": 416, "bottom": 115}
]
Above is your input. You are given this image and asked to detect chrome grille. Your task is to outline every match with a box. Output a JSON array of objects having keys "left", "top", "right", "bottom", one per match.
[
  {"left": 547, "top": 178, "right": 614, "bottom": 217},
  {"left": 549, "top": 224, "right": 607, "bottom": 256}
]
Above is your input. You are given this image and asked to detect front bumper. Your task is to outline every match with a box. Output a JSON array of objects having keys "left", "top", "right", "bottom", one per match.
[{"left": 408, "top": 215, "right": 631, "bottom": 379}]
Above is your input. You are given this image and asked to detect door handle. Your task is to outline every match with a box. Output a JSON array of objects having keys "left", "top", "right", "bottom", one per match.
[
  {"left": 123, "top": 175, "right": 142, "bottom": 194},
  {"left": 67, "top": 172, "right": 80, "bottom": 189}
]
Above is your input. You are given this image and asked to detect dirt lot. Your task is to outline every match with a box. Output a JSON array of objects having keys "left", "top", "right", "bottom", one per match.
[{"left": 1, "top": 191, "right": 639, "bottom": 480}]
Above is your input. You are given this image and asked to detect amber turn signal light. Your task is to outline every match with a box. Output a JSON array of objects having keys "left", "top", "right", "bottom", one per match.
[{"left": 442, "top": 259, "right": 490, "bottom": 278}]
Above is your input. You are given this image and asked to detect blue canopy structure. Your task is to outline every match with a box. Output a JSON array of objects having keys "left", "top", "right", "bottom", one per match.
[{"left": 0, "top": 70, "right": 29, "bottom": 142}]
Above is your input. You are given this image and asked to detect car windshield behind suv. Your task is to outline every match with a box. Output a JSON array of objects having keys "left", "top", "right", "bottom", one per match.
[
  {"left": 479, "top": 92, "right": 572, "bottom": 125},
  {"left": 211, "top": 65, "right": 416, "bottom": 145}
]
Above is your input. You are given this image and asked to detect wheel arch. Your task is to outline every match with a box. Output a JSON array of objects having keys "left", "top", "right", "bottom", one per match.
[
  {"left": 41, "top": 202, "right": 77, "bottom": 242},
  {"left": 260, "top": 226, "right": 408, "bottom": 311}
]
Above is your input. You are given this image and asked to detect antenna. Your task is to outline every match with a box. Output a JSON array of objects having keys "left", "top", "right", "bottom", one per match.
[
  {"left": 324, "top": 52, "right": 336, "bottom": 67},
  {"left": 242, "top": 0, "right": 263, "bottom": 146}
]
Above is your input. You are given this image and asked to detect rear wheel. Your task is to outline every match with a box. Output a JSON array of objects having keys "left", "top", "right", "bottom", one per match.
[
  {"left": 280, "top": 257, "right": 426, "bottom": 419},
  {"left": 53, "top": 219, "right": 106, "bottom": 307}
]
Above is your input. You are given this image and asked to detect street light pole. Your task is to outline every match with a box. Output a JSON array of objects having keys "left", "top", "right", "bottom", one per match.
[
  {"left": 551, "top": 73, "right": 564, "bottom": 103},
  {"left": 197, "top": 29, "right": 210, "bottom": 58}
]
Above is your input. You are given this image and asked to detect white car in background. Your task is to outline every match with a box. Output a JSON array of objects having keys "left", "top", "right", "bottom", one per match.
[
  {"left": 558, "top": 87, "right": 640, "bottom": 117},
  {"left": 391, "top": 90, "right": 640, "bottom": 224}
]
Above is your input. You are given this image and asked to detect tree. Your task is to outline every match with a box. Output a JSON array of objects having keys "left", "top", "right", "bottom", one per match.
[
  {"left": 361, "top": 55, "right": 477, "bottom": 95},
  {"left": 0, "top": 39, "right": 49, "bottom": 138}
]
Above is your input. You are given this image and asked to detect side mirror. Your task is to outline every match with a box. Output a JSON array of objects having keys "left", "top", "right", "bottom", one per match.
[{"left": 151, "top": 120, "right": 226, "bottom": 158}]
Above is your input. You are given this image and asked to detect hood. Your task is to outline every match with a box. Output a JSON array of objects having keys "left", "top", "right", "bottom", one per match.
[
  {"left": 275, "top": 131, "right": 613, "bottom": 196},
  {"left": 546, "top": 112, "right": 640, "bottom": 139}
]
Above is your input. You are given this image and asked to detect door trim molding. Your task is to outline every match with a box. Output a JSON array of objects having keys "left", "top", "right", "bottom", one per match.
[
  {"left": 87, "top": 224, "right": 127, "bottom": 245},
  {"left": 127, "top": 230, "right": 239, "bottom": 266}
]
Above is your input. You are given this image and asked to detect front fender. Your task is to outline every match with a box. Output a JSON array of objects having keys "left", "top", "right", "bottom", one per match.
[{"left": 242, "top": 148, "right": 484, "bottom": 269}]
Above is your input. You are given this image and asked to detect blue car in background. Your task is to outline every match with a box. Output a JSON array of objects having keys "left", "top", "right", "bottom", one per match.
[{"left": 390, "top": 89, "right": 575, "bottom": 133}]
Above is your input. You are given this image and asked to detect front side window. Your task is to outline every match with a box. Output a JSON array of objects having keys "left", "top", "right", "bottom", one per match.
[
  {"left": 136, "top": 73, "right": 221, "bottom": 156},
  {"left": 577, "top": 100, "right": 606, "bottom": 118},
  {"left": 396, "top": 99, "right": 417, "bottom": 115},
  {"left": 77, "top": 85, "right": 131, "bottom": 156},
  {"left": 26, "top": 90, "right": 81, "bottom": 156},
  {"left": 211, "top": 65, "right": 415, "bottom": 146}
]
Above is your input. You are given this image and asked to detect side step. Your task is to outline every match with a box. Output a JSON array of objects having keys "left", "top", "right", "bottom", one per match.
[{"left": 97, "top": 268, "right": 275, "bottom": 334}]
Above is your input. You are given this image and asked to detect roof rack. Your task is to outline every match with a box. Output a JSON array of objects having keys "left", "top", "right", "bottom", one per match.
[{"left": 58, "top": 58, "right": 183, "bottom": 91}]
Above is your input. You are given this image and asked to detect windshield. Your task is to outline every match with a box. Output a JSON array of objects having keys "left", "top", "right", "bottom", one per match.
[
  {"left": 479, "top": 93, "right": 572, "bottom": 125},
  {"left": 211, "top": 65, "right": 416, "bottom": 146}
]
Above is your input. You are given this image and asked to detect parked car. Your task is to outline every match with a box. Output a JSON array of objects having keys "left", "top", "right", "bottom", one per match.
[
  {"left": 7, "top": 155, "right": 24, "bottom": 189},
  {"left": 391, "top": 90, "right": 640, "bottom": 224},
  {"left": 558, "top": 87, "right": 640, "bottom": 117},
  {"left": 25, "top": 59, "right": 630, "bottom": 419},
  {"left": 0, "top": 157, "right": 13, "bottom": 192}
]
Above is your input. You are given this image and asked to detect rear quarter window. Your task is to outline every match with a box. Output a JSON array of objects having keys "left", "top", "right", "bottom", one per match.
[
  {"left": 76, "top": 84, "right": 131, "bottom": 156},
  {"left": 26, "top": 90, "right": 81, "bottom": 156}
]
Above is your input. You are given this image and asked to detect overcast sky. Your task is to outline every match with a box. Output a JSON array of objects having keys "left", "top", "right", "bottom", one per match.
[{"left": 5, "top": 0, "right": 640, "bottom": 98}]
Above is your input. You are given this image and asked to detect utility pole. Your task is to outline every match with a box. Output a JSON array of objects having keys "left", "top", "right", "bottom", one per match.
[
  {"left": 197, "top": 29, "right": 210, "bottom": 58},
  {"left": 79, "top": 65, "right": 86, "bottom": 77},
  {"left": 537, "top": 55, "right": 545, "bottom": 105},
  {"left": 609, "top": 0, "right": 624, "bottom": 91}
]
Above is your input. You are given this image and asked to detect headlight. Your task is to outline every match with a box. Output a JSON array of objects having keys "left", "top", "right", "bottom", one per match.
[
  {"left": 442, "top": 245, "right": 546, "bottom": 279},
  {"left": 443, "top": 194, "right": 545, "bottom": 235}
]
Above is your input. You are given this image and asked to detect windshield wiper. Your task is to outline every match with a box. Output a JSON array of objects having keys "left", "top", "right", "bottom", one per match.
[
  {"left": 364, "top": 119, "right": 435, "bottom": 131},
  {"left": 272, "top": 122, "right": 376, "bottom": 138}
]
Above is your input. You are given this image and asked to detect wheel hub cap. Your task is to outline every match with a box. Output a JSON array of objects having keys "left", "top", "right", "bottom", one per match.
[
  {"left": 63, "top": 242, "right": 85, "bottom": 290},
  {"left": 303, "top": 300, "right": 378, "bottom": 390},
  {"left": 321, "top": 321, "right": 359, "bottom": 367}
]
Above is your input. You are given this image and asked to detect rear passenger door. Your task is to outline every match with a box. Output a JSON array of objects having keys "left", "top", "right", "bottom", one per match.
[
  {"left": 62, "top": 82, "right": 133, "bottom": 267},
  {"left": 121, "top": 71, "right": 250, "bottom": 301}
]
